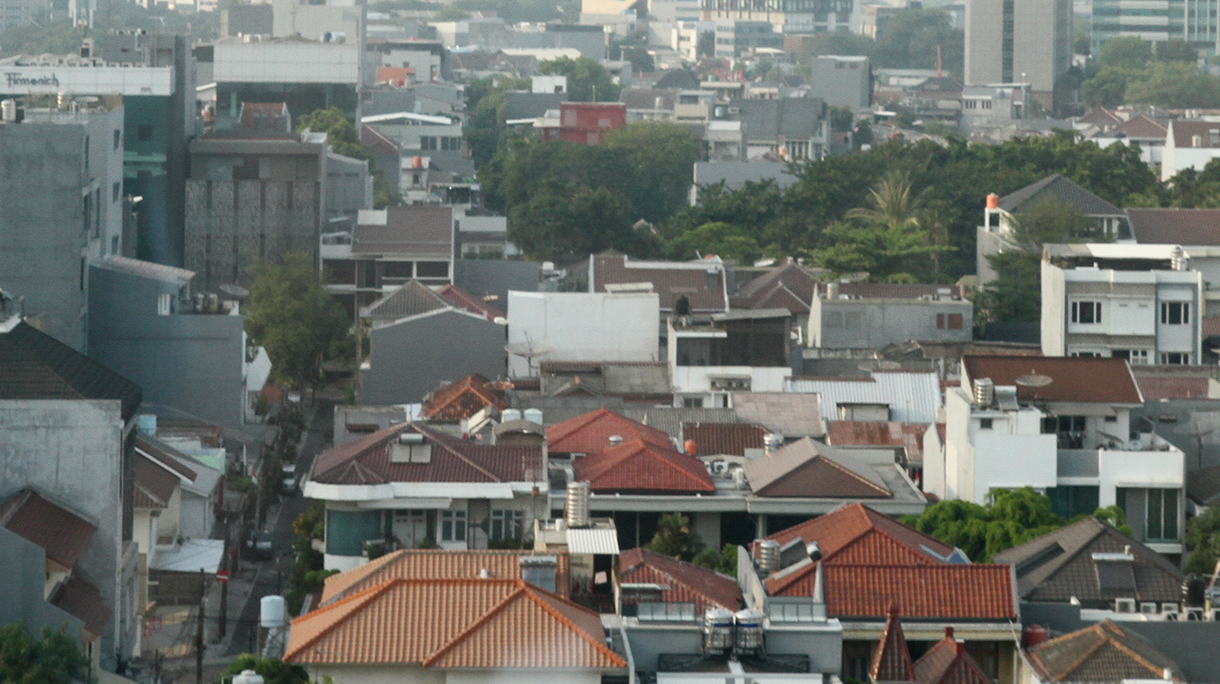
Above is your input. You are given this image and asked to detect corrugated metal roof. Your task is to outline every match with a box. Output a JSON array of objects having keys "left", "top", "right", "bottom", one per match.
[
  {"left": 565, "top": 526, "right": 620, "bottom": 555},
  {"left": 787, "top": 371, "right": 941, "bottom": 424}
]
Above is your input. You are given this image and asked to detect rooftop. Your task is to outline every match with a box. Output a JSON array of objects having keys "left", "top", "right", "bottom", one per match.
[
  {"left": 745, "top": 438, "right": 892, "bottom": 499},
  {"left": 729, "top": 392, "right": 824, "bottom": 438},
  {"left": 764, "top": 502, "right": 958, "bottom": 567},
  {"left": 590, "top": 252, "right": 727, "bottom": 313},
  {"left": 682, "top": 422, "right": 768, "bottom": 457},
  {"left": 1027, "top": 620, "right": 1183, "bottom": 683},
  {"left": 619, "top": 548, "right": 741, "bottom": 613},
  {"left": 787, "top": 371, "right": 942, "bottom": 424},
  {"left": 912, "top": 628, "right": 993, "bottom": 684},
  {"left": 1126, "top": 208, "right": 1220, "bottom": 246},
  {"left": 547, "top": 408, "right": 673, "bottom": 455},
  {"left": 961, "top": 355, "right": 1142, "bottom": 405},
  {"left": 0, "top": 488, "right": 96, "bottom": 572},
  {"left": 574, "top": 438, "right": 716, "bottom": 494},
  {"left": 420, "top": 374, "right": 509, "bottom": 423},
  {"left": 826, "top": 421, "right": 929, "bottom": 465},
  {"left": 997, "top": 174, "right": 1121, "bottom": 216}
]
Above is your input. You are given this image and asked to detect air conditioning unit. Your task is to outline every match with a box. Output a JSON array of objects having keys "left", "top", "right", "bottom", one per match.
[
  {"left": 1162, "top": 603, "right": 1180, "bottom": 620},
  {"left": 1114, "top": 598, "right": 1136, "bottom": 613},
  {"left": 1140, "top": 602, "right": 1158, "bottom": 615},
  {"left": 1184, "top": 607, "right": 1204, "bottom": 621}
]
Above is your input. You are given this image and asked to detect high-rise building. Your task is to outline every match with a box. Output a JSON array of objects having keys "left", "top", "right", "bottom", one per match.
[
  {"left": 964, "top": 0, "right": 1072, "bottom": 108},
  {"left": 1092, "top": 0, "right": 1220, "bottom": 56}
]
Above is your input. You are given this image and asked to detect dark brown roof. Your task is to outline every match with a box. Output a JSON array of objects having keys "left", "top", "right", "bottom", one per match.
[
  {"left": 353, "top": 205, "right": 453, "bottom": 259},
  {"left": 435, "top": 284, "right": 505, "bottom": 320},
  {"left": 871, "top": 604, "right": 914, "bottom": 682},
  {"left": 961, "top": 355, "right": 1142, "bottom": 404},
  {"left": 0, "top": 489, "right": 96, "bottom": 571},
  {"left": 361, "top": 124, "right": 400, "bottom": 156},
  {"left": 1134, "top": 374, "right": 1211, "bottom": 401},
  {"left": 744, "top": 438, "right": 891, "bottom": 498},
  {"left": 620, "top": 548, "right": 741, "bottom": 613},
  {"left": 573, "top": 439, "right": 715, "bottom": 494},
  {"left": 134, "top": 450, "right": 181, "bottom": 509},
  {"left": 135, "top": 434, "right": 198, "bottom": 483},
  {"left": 997, "top": 174, "right": 1121, "bottom": 216},
  {"left": 991, "top": 517, "right": 1182, "bottom": 605},
  {"left": 730, "top": 259, "right": 819, "bottom": 315},
  {"left": 1027, "top": 620, "right": 1184, "bottom": 683},
  {"left": 591, "top": 252, "right": 727, "bottom": 313},
  {"left": 913, "top": 630, "right": 993, "bottom": 684},
  {"left": 50, "top": 575, "right": 110, "bottom": 638},
  {"left": 1170, "top": 120, "right": 1220, "bottom": 148},
  {"left": 1187, "top": 462, "right": 1220, "bottom": 505},
  {"left": 1112, "top": 113, "right": 1168, "bottom": 140},
  {"left": 0, "top": 321, "right": 142, "bottom": 419},
  {"left": 1079, "top": 107, "right": 1122, "bottom": 127},
  {"left": 681, "top": 422, "right": 767, "bottom": 456},
  {"left": 1127, "top": 208, "right": 1220, "bottom": 245},
  {"left": 1204, "top": 314, "right": 1220, "bottom": 337},
  {"left": 362, "top": 280, "right": 450, "bottom": 320}
]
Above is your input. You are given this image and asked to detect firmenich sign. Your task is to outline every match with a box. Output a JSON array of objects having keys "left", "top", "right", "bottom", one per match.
[{"left": 5, "top": 73, "right": 59, "bottom": 88}]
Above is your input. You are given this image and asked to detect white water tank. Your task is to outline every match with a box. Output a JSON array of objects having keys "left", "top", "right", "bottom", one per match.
[
  {"left": 260, "top": 595, "right": 286, "bottom": 628},
  {"left": 565, "top": 481, "right": 590, "bottom": 528},
  {"left": 502, "top": 408, "right": 522, "bottom": 422},
  {"left": 757, "top": 539, "right": 780, "bottom": 573},
  {"left": 523, "top": 408, "right": 543, "bottom": 424},
  {"left": 703, "top": 608, "right": 735, "bottom": 653},
  {"left": 733, "top": 609, "right": 765, "bottom": 654},
  {"left": 973, "top": 378, "right": 994, "bottom": 407},
  {"left": 233, "top": 671, "right": 265, "bottom": 684}
]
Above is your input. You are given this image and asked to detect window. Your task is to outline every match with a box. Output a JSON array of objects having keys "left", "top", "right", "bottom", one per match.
[
  {"left": 113, "top": 129, "right": 121, "bottom": 150},
  {"left": 1071, "top": 300, "right": 1102, "bottom": 324},
  {"left": 1047, "top": 485, "right": 1099, "bottom": 520},
  {"left": 157, "top": 293, "right": 172, "bottom": 316},
  {"left": 1114, "top": 349, "right": 1148, "bottom": 365},
  {"left": 683, "top": 397, "right": 704, "bottom": 408},
  {"left": 1056, "top": 415, "right": 1086, "bottom": 449},
  {"left": 440, "top": 510, "right": 467, "bottom": 542},
  {"left": 1161, "top": 301, "right": 1190, "bottom": 325},
  {"left": 1146, "top": 489, "right": 1179, "bottom": 542},
  {"left": 112, "top": 181, "right": 121, "bottom": 203},
  {"left": 1161, "top": 352, "right": 1189, "bottom": 365},
  {"left": 490, "top": 509, "right": 523, "bottom": 541},
  {"left": 979, "top": 418, "right": 993, "bottom": 430}
]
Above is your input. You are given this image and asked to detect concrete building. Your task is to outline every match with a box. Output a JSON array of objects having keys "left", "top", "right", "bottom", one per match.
[
  {"left": 691, "top": 160, "right": 797, "bottom": 205},
  {"left": 1093, "top": 0, "right": 1220, "bottom": 57},
  {"left": 786, "top": 370, "right": 943, "bottom": 425},
  {"left": 0, "top": 104, "right": 125, "bottom": 352},
  {"left": 506, "top": 290, "right": 660, "bottom": 377},
  {"left": 933, "top": 356, "right": 1185, "bottom": 555},
  {"left": 809, "top": 283, "right": 973, "bottom": 351},
  {"left": 1122, "top": 207, "right": 1220, "bottom": 308},
  {"left": 721, "top": 96, "right": 828, "bottom": 161},
  {"left": 668, "top": 310, "right": 793, "bottom": 408},
  {"left": 362, "top": 110, "right": 471, "bottom": 180},
  {"left": 1160, "top": 120, "right": 1220, "bottom": 182},
  {"left": 808, "top": 55, "right": 872, "bottom": 110},
  {"left": 0, "top": 0, "right": 42, "bottom": 29},
  {"left": 964, "top": 0, "right": 1072, "bottom": 108},
  {"left": 699, "top": 0, "right": 858, "bottom": 34},
  {"left": 270, "top": 0, "right": 364, "bottom": 42},
  {"left": 1041, "top": 244, "right": 1203, "bottom": 365},
  {"left": 88, "top": 256, "right": 270, "bottom": 430}
]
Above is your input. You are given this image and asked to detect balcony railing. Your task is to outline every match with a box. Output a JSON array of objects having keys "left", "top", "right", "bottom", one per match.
[{"left": 1057, "top": 449, "right": 1099, "bottom": 478}]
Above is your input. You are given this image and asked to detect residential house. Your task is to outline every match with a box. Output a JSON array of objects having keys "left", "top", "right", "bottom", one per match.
[
  {"left": 1041, "top": 243, "right": 1203, "bottom": 365},
  {"left": 1022, "top": 620, "right": 1185, "bottom": 683},
  {"left": 332, "top": 405, "right": 413, "bottom": 446},
  {"left": 585, "top": 251, "right": 728, "bottom": 315},
  {"left": 619, "top": 547, "right": 741, "bottom": 614},
  {"left": 729, "top": 257, "right": 820, "bottom": 333},
  {"left": 869, "top": 610, "right": 993, "bottom": 684},
  {"left": 506, "top": 290, "right": 660, "bottom": 377},
  {"left": 1160, "top": 120, "right": 1220, "bottom": 182},
  {"left": 536, "top": 361, "right": 673, "bottom": 404},
  {"left": 992, "top": 517, "right": 1183, "bottom": 613},
  {"left": 421, "top": 374, "right": 510, "bottom": 424},
  {"left": 826, "top": 421, "right": 930, "bottom": 483},
  {"left": 977, "top": 174, "right": 1126, "bottom": 285},
  {"left": 362, "top": 111, "right": 472, "bottom": 180},
  {"left": 1128, "top": 365, "right": 1220, "bottom": 472},
  {"left": 787, "top": 370, "right": 943, "bottom": 425},
  {"left": 304, "top": 423, "right": 547, "bottom": 570},
  {"left": 902, "top": 76, "right": 964, "bottom": 123},
  {"left": 0, "top": 526, "right": 90, "bottom": 663},
  {"left": 546, "top": 408, "right": 675, "bottom": 459},
  {"left": 359, "top": 281, "right": 507, "bottom": 405},
  {"left": 134, "top": 434, "right": 222, "bottom": 540},
  {"left": 755, "top": 504, "right": 1018, "bottom": 681},
  {"left": 959, "top": 84, "right": 1030, "bottom": 130},
  {"left": 809, "top": 55, "right": 872, "bottom": 110},
  {"left": 682, "top": 421, "right": 768, "bottom": 457},
  {"left": 0, "top": 318, "right": 143, "bottom": 668},
  {"left": 1123, "top": 207, "right": 1220, "bottom": 308},
  {"left": 721, "top": 96, "right": 828, "bottom": 161},
  {"left": 934, "top": 356, "right": 1185, "bottom": 555},
  {"left": 539, "top": 102, "right": 627, "bottom": 144},
  {"left": 810, "top": 283, "right": 973, "bottom": 351},
  {"left": 669, "top": 309, "right": 794, "bottom": 408},
  {"left": 1092, "top": 114, "right": 1169, "bottom": 167},
  {"left": 283, "top": 578, "right": 628, "bottom": 683}
]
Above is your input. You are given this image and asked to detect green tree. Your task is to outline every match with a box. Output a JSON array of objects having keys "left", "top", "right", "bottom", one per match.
[
  {"left": 1155, "top": 39, "right": 1198, "bottom": 63},
  {"left": 1081, "top": 66, "right": 1134, "bottom": 108},
  {"left": 508, "top": 183, "right": 639, "bottom": 261},
  {"left": 697, "top": 31, "right": 715, "bottom": 58},
  {"left": 245, "top": 253, "right": 351, "bottom": 389},
  {"left": 1092, "top": 506, "right": 1134, "bottom": 536},
  {"left": 0, "top": 625, "right": 86, "bottom": 684},
  {"left": 602, "top": 121, "right": 702, "bottom": 222},
  {"left": 828, "top": 106, "right": 854, "bottom": 133},
  {"left": 902, "top": 488, "right": 1065, "bottom": 561},
  {"left": 219, "top": 654, "right": 311, "bottom": 684},
  {"left": 297, "top": 107, "right": 400, "bottom": 207},
  {"left": 464, "top": 76, "right": 531, "bottom": 168},
  {"left": 1125, "top": 61, "right": 1220, "bottom": 108},
  {"left": 1184, "top": 506, "right": 1220, "bottom": 574},
  {"left": 646, "top": 513, "right": 705, "bottom": 562},
  {"left": 664, "top": 222, "right": 763, "bottom": 264},
  {"left": 1097, "top": 36, "right": 1153, "bottom": 69},
  {"left": 539, "top": 56, "right": 621, "bottom": 102},
  {"left": 871, "top": 8, "right": 964, "bottom": 77},
  {"left": 433, "top": 4, "right": 471, "bottom": 19},
  {"left": 693, "top": 543, "right": 739, "bottom": 575}
]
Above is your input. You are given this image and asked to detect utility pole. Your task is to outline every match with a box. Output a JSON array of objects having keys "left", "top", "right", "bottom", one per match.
[
  {"left": 195, "top": 568, "right": 205, "bottom": 684},
  {"left": 218, "top": 515, "right": 229, "bottom": 639}
]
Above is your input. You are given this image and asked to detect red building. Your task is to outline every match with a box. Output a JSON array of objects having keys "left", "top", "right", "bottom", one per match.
[{"left": 541, "top": 102, "right": 627, "bottom": 145}]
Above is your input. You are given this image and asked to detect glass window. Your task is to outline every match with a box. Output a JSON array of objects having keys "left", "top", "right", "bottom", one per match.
[
  {"left": 979, "top": 418, "right": 993, "bottom": 430},
  {"left": 1071, "top": 300, "right": 1102, "bottom": 324},
  {"left": 1146, "top": 489, "right": 1179, "bottom": 541},
  {"left": 1047, "top": 485, "right": 1099, "bottom": 519},
  {"left": 1161, "top": 352, "right": 1189, "bottom": 365},
  {"left": 440, "top": 510, "right": 467, "bottom": 542},
  {"left": 1161, "top": 301, "right": 1190, "bottom": 325},
  {"left": 490, "top": 509, "right": 523, "bottom": 541}
]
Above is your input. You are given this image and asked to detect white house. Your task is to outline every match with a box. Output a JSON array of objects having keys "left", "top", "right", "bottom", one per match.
[
  {"left": 668, "top": 309, "right": 793, "bottom": 408},
  {"left": 1160, "top": 120, "right": 1220, "bottom": 182}
]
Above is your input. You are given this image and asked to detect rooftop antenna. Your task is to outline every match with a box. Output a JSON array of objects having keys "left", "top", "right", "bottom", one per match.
[
  {"left": 505, "top": 333, "right": 554, "bottom": 377},
  {"left": 1015, "top": 372, "right": 1053, "bottom": 402}
]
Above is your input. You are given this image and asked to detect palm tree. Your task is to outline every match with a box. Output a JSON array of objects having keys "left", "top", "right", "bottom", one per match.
[{"left": 845, "top": 170, "right": 929, "bottom": 230}]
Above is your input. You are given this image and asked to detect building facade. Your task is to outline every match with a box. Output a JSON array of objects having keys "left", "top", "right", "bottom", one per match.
[{"left": 964, "top": 0, "right": 1072, "bottom": 107}]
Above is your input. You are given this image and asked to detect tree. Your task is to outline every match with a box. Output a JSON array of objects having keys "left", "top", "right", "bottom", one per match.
[
  {"left": 646, "top": 513, "right": 705, "bottom": 562},
  {"left": 245, "top": 253, "right": 351, "bottom": 389},
  {"left": 693, "top": 544, "right": 739, "bottom": 575},
  {"left": 1081, "top": 66, "right": 1133, "bottom": 108},
  {"left": 1093, "top": 505, "right": 1133, "bottom": 536},
  {"left": 871, "top": 9, "right": 964, "bottom": 77},
  {"left": 297, "top": 107, "right": 399, "bottom": 207},
  {"left": 1155, "top": 39, "right": 1198, "bottom": 63},
  {"left": 902, "top": 488, "right": 1065, "bottom": 561},
  {"left": 508, "top": 183, "right": 639, "bottom": 261},
  {"left": 697, "top": 31, "right": 715, "bottom": 58},
  {"left": 0, "top": 625, "right": 86, "bottom": 684},
  {"left": 828, "top": 106, "right": 854, "bottom": 133},
  {"left": 1124, "top": 61, "right": 1220, "bottom": 108},
  {"left": 1097, "top": 36, "right": 1152, "bottom": 69},
  {"left": 664, "top": 222, "right": 763, "bottom": 264},
  {"left": 1185, "top": 506, "right": 1220, "bottom": 574},
  {"left": 602, "top": 122, "right": 703, "bottom": 222},
  {"left": 539, "top": 56, "right": 621, "bottom": 102},
  {"left": 218, "top": 655, "right": 310, "bottom": 684}
]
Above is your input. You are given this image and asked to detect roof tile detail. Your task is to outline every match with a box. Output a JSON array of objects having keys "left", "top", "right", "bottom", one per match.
[
  {"left": 574, "top": 439, "right": 715, "bottom": 494},
  {"left": 912, "top": 632, "right": 993, "bottom": 684},
  {"left": 0, "top": 489, "right": 97, "bottom": 570},
  {"left": 1127, "top": 208, "right": 1220, "bottom": 246},
  {"left": 1027, "top": 620, "right": 1183, "bottom": 683},
  {"left": 871, "top": 604, "right": 914, "bottom": 682},
  {"left": 826, "top": 421, "right": 929, "bottom": 464},
  {"left": 812, "top": 565, "right": 1016, "bottom": 621},
  {"left": 547, "top": 408, "right": 673, "bottom": 455},
  {"left": 619, "top": 548, "right": 741, "bottom": 613},
  {"left": 682, "top": 422, "right": 768, "bottom": 456},
  {"left": 421, "top": 374, "right": 510, "bottom": 422},
  {"left": 745, "top": 438, "right": 892, "bottom": 499}
]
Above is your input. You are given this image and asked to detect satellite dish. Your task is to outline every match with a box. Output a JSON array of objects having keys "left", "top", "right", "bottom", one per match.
[
  {"left": 1015, "top": 374, "right": 1053, "bottom": 388},
  {"left": 505, "top": 334, "right": 554, "bottom": 376},
  {"left": 220, "top": 284, "right": 250, "bottom": 298}
]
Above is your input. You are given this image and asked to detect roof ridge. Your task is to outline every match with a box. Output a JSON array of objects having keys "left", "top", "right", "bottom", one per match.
[
  {"left": 518, "top": 585, "right": 628, "bottom": 667},
  {"left": 816, "top": 452, "right": 892, "bottom": 497},
  {"left": 421, "top": 582, "right": 527, "bottom": 667},
  {"left": 1054, "top": 625, "right": 1112, "bottom": 682},
  {"left": 417, "top": 425, "right": 503, "bottom": 482},
  {"left": 285, "top": 578, "right": 402, "bottom": 661},
  {"left": 1100, "top": 624, "right": 1175, "bottom": 680}
]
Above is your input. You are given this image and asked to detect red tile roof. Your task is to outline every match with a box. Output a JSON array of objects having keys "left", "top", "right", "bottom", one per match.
[
  {"left": 814, "top": 565, "right": 1016, "bottom": 621},
  {"left": 827, "top": 421, "right": 929, "bottom": 464},
  {"left": 0, "top": 489, "right": 97, "bottom": 571},
  {"left": 421, "top": 374, "right": 510, "bottom": 422},
  {"left": 436, "top": 284, "right": 506, "bottom": 320},
  {"left": 681, "top": 422, "right": 768, "bottom": 456},
  {"left": 574, "top": 439, "right": 715, "bottom": 494},
  {"left": 1134, "top": 375, "right": 1211, "bottom": 401},
  {"left": 765, "top": 503, "right": 956, "bottom": 565},
  {"left": 962, "top": 355, "right": 1142, "bottom": 404},
  {"left": 913, "top": 630, "right": 994, "bottom": 684},
  {"left": 1204, "top": 315, "right": 1220, "bottom": 337},
  {"left": 620, "top": 548, "right": 741, "bottom": 613},
  {"left": 871, "top": 604, "right": 914, "bottom": 682},
  {"left": 591, "top": 252, "right": 727, "bottom": 312},
  {"left": 50, "top": 575, "right": 110, "bottom": 639},
  {"left": 285, "top": 579, "right": 626, "bottom": 670},
  {"left": 547, "top": 408, "right": 673, "bottom": 455},
  {"left": 312, "top": 423, "right": 544, "bottom": 486}
]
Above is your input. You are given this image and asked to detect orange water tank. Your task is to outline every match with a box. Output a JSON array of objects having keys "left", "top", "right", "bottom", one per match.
[
  {"left": 684, "top": 439, "right": 697, "bottom": 456},
  {"left": 986, "top": 193, "right": 1000, "bottom": 209},
  {"left": 1023, "top": 624, "right": 1048, "bottom": 647}
]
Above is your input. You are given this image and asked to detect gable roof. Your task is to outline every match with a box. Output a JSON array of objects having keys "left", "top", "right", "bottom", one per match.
[
  {"left": 0, "top": 321, "right": 142, "bottom": 419},
  {"left": 826, "top": 421, "right": 928, "bottom": 465},
  {"left": 0, "top": 488, "right": 97, "bottom": 571},
  {"left": 871, "top": 604, "right": 914, "bottom": 682},
  {"left": 321, "top": 550, "right": 571, "bottom": 605},
  {"left": 1126, "top": 208, "right": 1220, "bottom": 246},
  {"left": 997, "top": 174, "right": 1121, "bottom": 216},
  {"left": 1187, "top": 462, "right": 1220, "bottom": 505},
  {"left": 1169, "top": 119, "right": 1220, "bottom": 148},
  {"left": 421, "top": 374, "right": 509, "bottom": 422},
  {"left": 729, "top": 392, "right": 824, "bottom": 438},
  {"left": 1112, "top": 113, "right": 1168, "bottom": 140},
  {"left": 912, "top": 630, "right": 993, "bottom": 684},
  {"left": 682, "top": 422, "right": 768, "bottom": 456},
  {"left": 362, "top": 280, "right": 451, "bottom": 320},
  {"left": 1078, "top": 107, "right": 1122, "bottom": 127},
  {"left": 744, "top": 438, "right": 892, "bottom": 498},
  {"left": 803, "top": 565, "right": 1016, "bottom": 621},
  {"left": 619, "top": 548, "right": 741, "bottom": 613},
  {"left": 547, "top": 408, "right": 673, "bottom": 455},
  {"left": 573, "top": 439, "right": 715, "bottom": 494},
  {"left": 764, "top": 502, "right": 956, "bottom": 566},
  {"left": 312, "top": 423, "right": 544, "bottom": 486},
  {"left": 134, "top": 449, "right": 181, "bottom": 509},
  {"left": 539, "top": 361, "right": 673, "bottom": 400},
  {"left": 590, "top": 252, "right": 727, "bottom": 313},
  {"left": 360, "top": 124, "right": 401, "bottom": 156},
  {"left": 1027, "top": 620, "right": 1183, "bottom": 683},
  {"left": 285, "top": 579, "right": 626, "bottom": 670},
  {"left": 990, "top": 517, "right": 1182, "bottom": 604},
  {"left": 1134, "top": 374, "right": 1212, "bottom": 401},
  {"left": 730, "top": 259, "right": 819, "bottom": 315},
  {"left": 49, "top": 575, "right": 110, "bottom": 638},
  {"left": 961, "top": 355, "right": 1142, "bottom": 404},
  {"left": 435, "top": 283, "right": 505, "bottom": 320}
]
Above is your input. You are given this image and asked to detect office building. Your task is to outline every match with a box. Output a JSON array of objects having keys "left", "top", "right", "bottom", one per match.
[{"left": 964, "top": 0, "right": 1072, "bottom": 108}]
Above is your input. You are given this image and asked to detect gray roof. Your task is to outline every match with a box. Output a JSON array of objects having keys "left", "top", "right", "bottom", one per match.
[
  {"left": 654, "top": 69, "right": 699, "bottom": 90},
  {"left": 504, "top": 92, "right": 566, "bottom": 120},
  {"left": 626, "top": 407, "right": 739, "bottom": 439},
  {"left": 727, "top": 97, "right": 825, "bottom": 141},
  {"left": 787, "top": 371, "right": 941, "bottom": 424},
  {"left": 94, "top": 256, "right": 195, "bottom": 285},
  {"left": 1126, "top": 208, "right": 1220, "bottom": 246},
  {"left": 362, "top": 281, "right": 450, "bottom": 320},
  {"left": 621, "top": 87, "right": 680, "bottom": 111},
  {"left": 353, "top": 205, "right": 454, "bottom": 259},
  {"left": 539, "top": 361, "right": 672, "bottom": 397},
  {"left": 998, "top": 174, "right": 1121, "bottom": 216},
  {"left": 1187, "top": 462, "right": 1220, "bottom": 505},
  {"left": 692, "top": 161, "right": 797, "bottom": 191},
  {"left": 729, "top": 392, "right": 824, "bottom": 438}
]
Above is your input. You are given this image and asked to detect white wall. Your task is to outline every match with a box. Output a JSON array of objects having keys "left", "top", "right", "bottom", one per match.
[
  {"left": 214, "top": 41, "right": 360, "bottom": 84},
  {"left": 1041, "top": 261, "right": 1066, "bottom": 356},
  {"left": 506, "top": 291, "right": 660, "bottom": 377}
]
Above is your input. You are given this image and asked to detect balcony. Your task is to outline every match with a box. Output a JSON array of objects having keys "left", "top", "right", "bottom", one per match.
[{"left": 1057, "top": 449, "right": 1099, "bottom": 478}]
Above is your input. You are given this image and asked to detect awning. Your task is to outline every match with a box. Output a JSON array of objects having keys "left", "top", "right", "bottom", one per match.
[
  {"left": 566, "top": 527, "right": 620, "bottom": 555},
  {"left": 150, "top": 539, "right": 225, "bottom": 573}
]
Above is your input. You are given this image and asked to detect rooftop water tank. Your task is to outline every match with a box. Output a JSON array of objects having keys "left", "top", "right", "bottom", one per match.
[
  {"left": 703, "top": 607, "right": 734, "bottom": 654},
  {"left": 260, "top": 595, "right": 286, "bottom": 628},
  {"left": 565, "top": 481, "right": 590, "bottom": 528}
]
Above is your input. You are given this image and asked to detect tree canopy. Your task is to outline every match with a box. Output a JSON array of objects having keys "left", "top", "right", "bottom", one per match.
[
  {"left": 647, "top": 513, "right": 705, "bottom": 562},
  {"left": 538, "top": 56, "right": 621, "bottom": 102},
  {"left": 0, "top": 625, "right": 86, "bottom": 684},
  {"left": 245, "top": 252, "right": 351, "bottom": 389},
  {"left": 901, "top": 488, "right": 1066, "bottom": 561},
  {"left": 1185, "top": 506, "right": 1220, "bottom": 574}
]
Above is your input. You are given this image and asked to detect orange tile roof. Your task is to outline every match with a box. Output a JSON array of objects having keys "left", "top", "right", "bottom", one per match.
[
  {"left": 765, "top": 503, "right": 955, "bottom": 565},
  {"left": 913, "top": 629, "right": 993, "bottom": 684},
  {"left": 807, "top": 565, "right": 1016, "bottom": 621},
  {"left": 421, "top": 374, "right": 510, "bottom": 422},
  {"left": 285, "top": 579, "right": 626, "bottom": 670},
  {"left": 871, "top": 604, "right": 914, "bottom": 682},
  {"left": 574, "top": 438, "right": 715, "bottom": 494},
  {"left": 547, "top": 408, "right": 673, "bottom": 455},
  {"left": 620, "top": 548, "right": 741, "bottom": 613},
  {"left": 321, "top": 550, "right": 571, "bottom": 605}
]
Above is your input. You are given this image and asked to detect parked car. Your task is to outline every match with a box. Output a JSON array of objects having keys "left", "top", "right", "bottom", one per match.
[
  {"left": 246, "top": 530, "right": 273, "bottom": 560},
  {"left": 281, "top": 462, "right": 298, "bottom": 496}
]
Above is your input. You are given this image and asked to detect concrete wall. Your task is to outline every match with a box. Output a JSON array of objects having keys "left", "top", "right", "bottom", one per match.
[
  {"left": 0, "top": 528, "right": 84, "bottom": 642},
  {"left": 327, "top": 152, "right": 373, "bottom": 230},
  {"left": 0, "top": 399, "right": 129, "bottom": 659},
  {"left": 506, "top": 291, "right": 660, "bottom": 377},
  {"left": 811, "top": 298, "right": 973, "bottom": 349},
  {"left": 965, "top": 0, "right": 1070, "bottom": 93},
  {"left": 1041, "top": 261, "right": 1066, "bottom": 357},
  {"left": 362, "top": 308, "right": 507, "bottom": 405},
  {"left": 809, "top": 56, "right": 871, "bottom": 110},
  {"left": 453, "top": 260, "right": 541, "bottom": 307}
]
